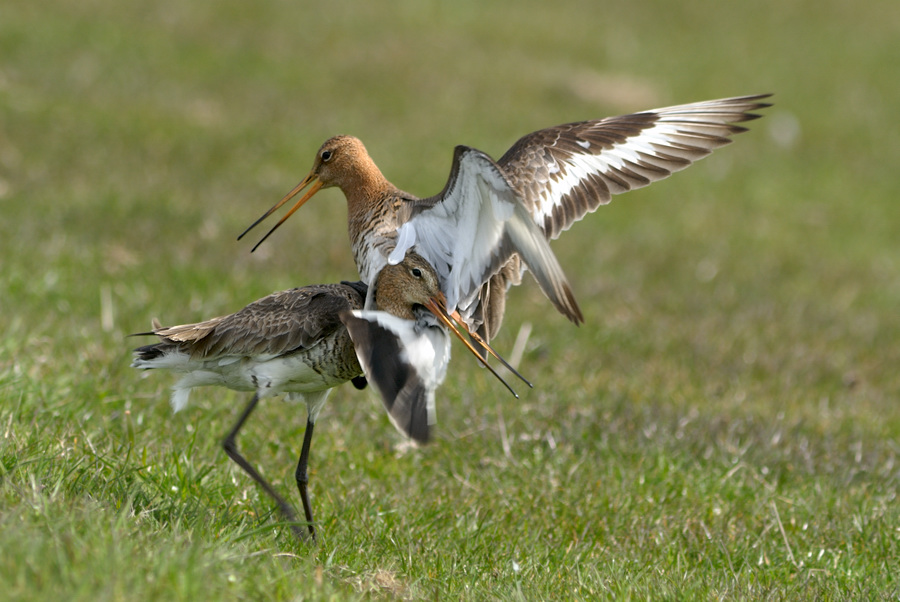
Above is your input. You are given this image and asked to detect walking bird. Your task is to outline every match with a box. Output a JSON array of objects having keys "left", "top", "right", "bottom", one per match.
[{"left": 131, "top": 252, "right": 523, "bottom": 541}]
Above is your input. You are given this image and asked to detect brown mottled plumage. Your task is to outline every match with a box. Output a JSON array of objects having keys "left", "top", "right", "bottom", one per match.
[
  {"left": 133, "top": 279, "right": 367, "bottom": 542},
  {"left": 145, "top": 283, "right": 365, "bottom": 376}
]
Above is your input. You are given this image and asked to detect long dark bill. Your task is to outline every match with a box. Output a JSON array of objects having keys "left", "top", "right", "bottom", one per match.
[
  {"left": 237, "top": 172, "right": 323, "bottom": 252},
  {"left": 423, "top": 296, "right": 523, "bottom": 399}
]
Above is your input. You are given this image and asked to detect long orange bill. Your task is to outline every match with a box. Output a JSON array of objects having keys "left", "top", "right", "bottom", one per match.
[
  {"left": 424, "top": 297, "right": 521, "bottom": 399},
  {"left": 237, "top": 172, "right": 323, "bottom": 252},
  {"left": 448, "top": 309, "right": 533, "bottom": 389}
]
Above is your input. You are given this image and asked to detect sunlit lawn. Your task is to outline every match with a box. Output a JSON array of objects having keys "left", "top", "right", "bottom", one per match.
[{"left": 2, "top": 0, "right": 899, "bottom": 598}]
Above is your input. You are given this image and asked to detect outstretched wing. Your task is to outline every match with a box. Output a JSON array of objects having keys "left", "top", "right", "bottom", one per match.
[
  {"left": 388, "top": 146, "right": 582, "bottom": 325},
  {"left": 340, "top": 309, "right": 447, "bottom": 443},
  {"left": 499, "top": 94, "right": 772, "bottom": 239}
]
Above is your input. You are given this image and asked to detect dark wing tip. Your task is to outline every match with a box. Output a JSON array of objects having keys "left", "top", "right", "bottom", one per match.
[
  {"left": 724, "top": 93, "right": 774, "bottom": 122},
  {"left": 340, "top": 311, "right": 432, "bottom": 444},
  {"left": 131, "top": 343, "right": 165, "bottom": 363},
  {"left": 564, "top": 285, "right": 584, "bottom": 325}
]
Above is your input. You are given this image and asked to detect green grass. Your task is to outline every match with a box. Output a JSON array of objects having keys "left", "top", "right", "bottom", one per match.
[{"left": 2, "top": 0, "right": 899, "bottom": 598}]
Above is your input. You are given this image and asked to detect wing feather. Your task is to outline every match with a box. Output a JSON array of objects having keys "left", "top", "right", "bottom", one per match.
[
  {"left": 340, "top": 310, "right": 445, "bottom": 443},
  {"left": 151, "top": 284, "right": 366, "bottom": 359},
  {"left": 499, "top": 94, "right": 771, "bottom": 239},
  {"left": 389, "top": 146, "right": 582, "bottom": 325}
]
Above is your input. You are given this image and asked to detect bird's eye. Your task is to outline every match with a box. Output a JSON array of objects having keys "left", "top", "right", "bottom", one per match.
[
  {"left": 321, "top": 150, "right": 333, "bottom": 162},
  {"left": 411, "top": 267, "right": 423, "bottom": 278}
]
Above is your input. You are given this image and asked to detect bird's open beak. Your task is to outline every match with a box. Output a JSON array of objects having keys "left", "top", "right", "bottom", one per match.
[
  {"left": 238, "top": 171, "right": 324, "bottom": 252},
  {"left": 423, "top": 293, "right": 532, "bottom": 398}
]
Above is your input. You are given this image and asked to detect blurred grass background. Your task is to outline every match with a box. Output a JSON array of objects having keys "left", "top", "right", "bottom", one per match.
[{"left": 2, "top": 0, "right": 899, "bottom": 598}]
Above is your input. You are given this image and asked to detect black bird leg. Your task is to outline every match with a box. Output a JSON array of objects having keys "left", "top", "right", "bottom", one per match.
[
  {"left": 294, "top": 419, "right": 317, "bottom": 541},
  {"left": 222, "top": 393, "right": 309, "bottom": 541}
]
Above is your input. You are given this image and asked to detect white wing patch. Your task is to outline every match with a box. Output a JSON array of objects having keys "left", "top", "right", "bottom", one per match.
[
  {"left": 388, "top": 222, "right": 417, "bottom": 265},
  {"left": 351, "top": 311, "right": 449, "bottom": 392},
  {"left": 528, "top": 95, "right": 768, "bottom": 230},
  {"left": 350, "top": 309, "right": 448, "bottom": 427},
  {"left": 531, "top": 122, "right": 690, "bottom": 225},
  {"left": 392, "top": 148, "right": 569, "bottom": 313}
]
